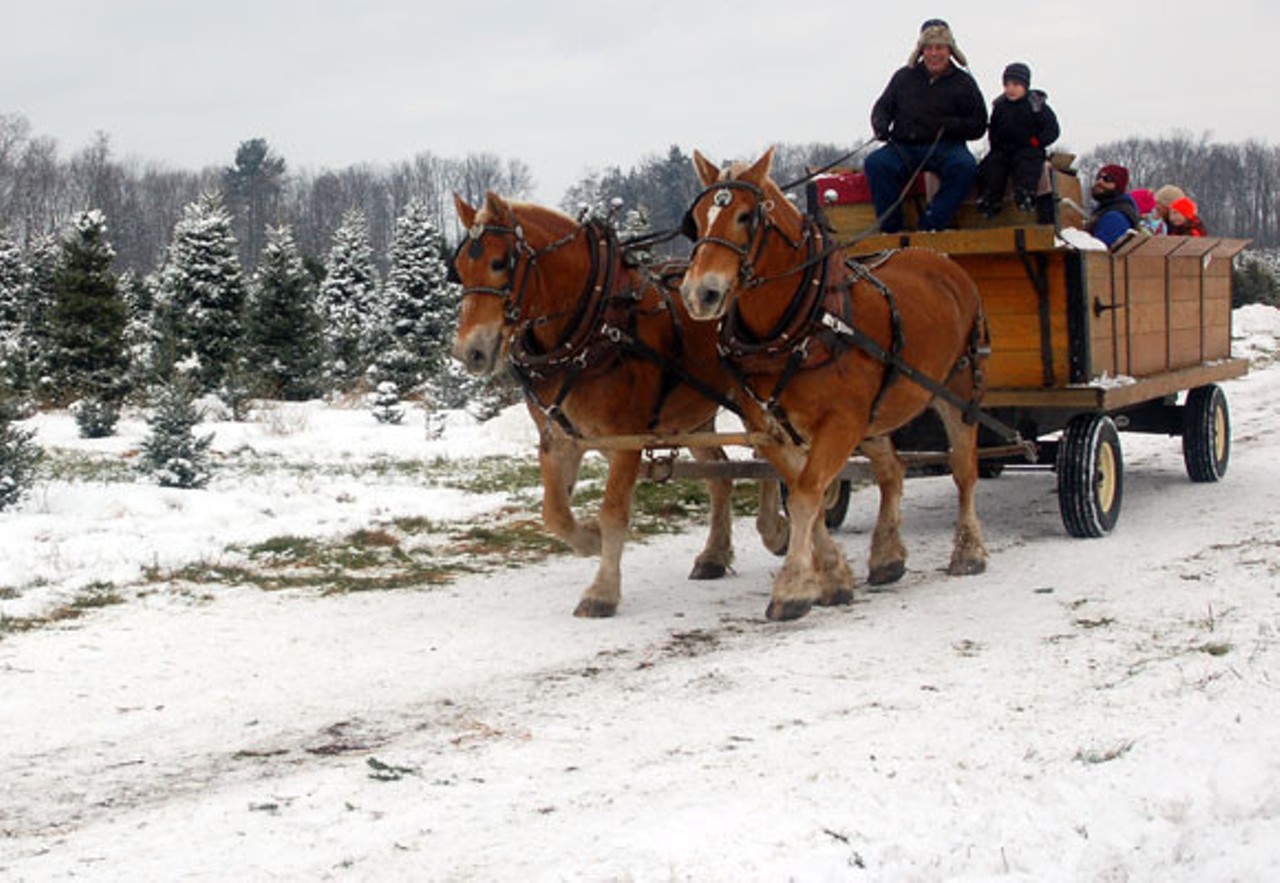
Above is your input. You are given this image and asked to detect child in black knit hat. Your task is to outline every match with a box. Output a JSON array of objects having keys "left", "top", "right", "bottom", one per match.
[{"left": 975, "top": 62, "right": 1060, "bottom": 218}]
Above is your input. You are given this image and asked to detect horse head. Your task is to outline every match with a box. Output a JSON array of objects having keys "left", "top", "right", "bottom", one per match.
[
  {"left": 451, "top": 191, "right": 516, "bottom": 375},
  {"left": 450, "top": 191, "right": 583, "bottom": 376},
  {"left": 679, "top": 146, "right": 806, "bottom": 321}
]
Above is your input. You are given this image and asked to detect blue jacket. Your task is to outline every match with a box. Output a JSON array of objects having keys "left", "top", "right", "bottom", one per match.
[{"left": 1088, "top": 194, "right": 1140, "bottom": 248}]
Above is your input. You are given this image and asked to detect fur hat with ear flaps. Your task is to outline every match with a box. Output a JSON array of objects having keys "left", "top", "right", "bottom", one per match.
[{"left": 909, "top": 18, "right": 968, "bottom": 68}]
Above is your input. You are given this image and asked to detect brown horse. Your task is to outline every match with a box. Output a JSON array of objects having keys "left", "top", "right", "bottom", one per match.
[
  {"left": 680, "top": 147, "right": 989, "bottom": 621},
  {"left": 451, "top": 192, "right": 782, "bottom": 617}
]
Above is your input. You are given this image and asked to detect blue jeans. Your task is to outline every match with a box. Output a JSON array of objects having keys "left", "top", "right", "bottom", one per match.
[{"left": 864, "top": 141, "right": 978, "bottom": 233}]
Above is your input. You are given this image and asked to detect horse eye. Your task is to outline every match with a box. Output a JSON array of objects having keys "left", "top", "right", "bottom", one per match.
[
  {"left": 490, "top": 257, "right": 508, "bottom": 272},
  {"left": 737, "top": 212, "right": 752, "bottom": 225}
]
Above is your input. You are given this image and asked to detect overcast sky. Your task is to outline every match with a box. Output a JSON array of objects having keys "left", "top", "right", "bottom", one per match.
[{"left": 4, "top": 1, "right": 1277, "bottom": 205}]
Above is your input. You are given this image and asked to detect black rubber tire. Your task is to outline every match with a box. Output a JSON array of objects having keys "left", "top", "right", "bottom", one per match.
[
  {"left": 1056, "top": 414, "right": 1124, "bottom": 538},
  {"left": 780, "top": 479, "right": 852, "bottom": 530},
  {"left": 1182, "top": 384, "right": 1230, "bottom": 483}
]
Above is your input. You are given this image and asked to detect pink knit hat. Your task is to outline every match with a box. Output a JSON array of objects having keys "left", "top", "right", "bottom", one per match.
[{"left": 1130, "top": 188, "right": 1156, "bottom": 215}]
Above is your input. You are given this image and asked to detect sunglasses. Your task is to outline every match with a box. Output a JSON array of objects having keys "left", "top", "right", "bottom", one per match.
[{"left": 1096, "top": 173, "right": 1115, "bottom": 183}]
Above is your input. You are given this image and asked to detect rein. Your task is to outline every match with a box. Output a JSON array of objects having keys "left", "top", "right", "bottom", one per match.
[
  {"left": 454, "top": 214, "right": 743, "bottom": 437},
  {"left": 692, "top": 170, "right": 1023, "bottom": 451}
]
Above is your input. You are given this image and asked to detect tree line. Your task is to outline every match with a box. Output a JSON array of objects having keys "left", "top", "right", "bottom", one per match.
[{"left": 2, "top": 114, "right": 1278, "bottom": 423}]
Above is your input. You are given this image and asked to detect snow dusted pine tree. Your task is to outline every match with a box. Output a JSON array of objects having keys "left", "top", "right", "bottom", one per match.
[
  {"left": 372, "top": 200, "right": 458, "bottom": 395},
  {"left": 138, "top": 382, "right": 214, "bottom": 489},
  {"left": 244, "top": 225, "right": 323, "bottom": 400},
  {"left": 154, "top": 192, "right": 246, "bottom": 395},
  {"left": 0, "top": 397, "right": 41, "bottom": 511},
  {"left": 319, "top": 208, "right": 380, "bottom": 392},
  {"left": 0, "top": 228, "right": 24, "bottom": 396},
  {"left": 118, "top": 270, "right": 162, "bottom": 396},
  {"left": 47, "top": 210, "right": 129, "bottom": 423},
  {"left": 18, "top": 235, "right": 60, "bottom": 402}
]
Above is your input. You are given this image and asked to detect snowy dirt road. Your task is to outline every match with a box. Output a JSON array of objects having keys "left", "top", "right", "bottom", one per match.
[{"left": 3, "top": 364, "right": 1280, "bottom": 881}]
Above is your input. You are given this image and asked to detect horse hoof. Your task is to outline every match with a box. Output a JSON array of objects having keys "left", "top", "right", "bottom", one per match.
[
  {"left": 689, "top": 560, "right": 727, "bottom": 580},
  {"left": 868, "top": 561, "right": 906, "bottom": 585},
  {"left": 766, "top": 598, "right": 813, "bottom": 621},
  {"left": 819, "top": 587, "right": 856, "bottom": 607},
  {"left": 573, "top": 598, "right": 618, "bottom": 618},
  {"left": 948, "top": 558, "right": 987, "bottom": 577}
]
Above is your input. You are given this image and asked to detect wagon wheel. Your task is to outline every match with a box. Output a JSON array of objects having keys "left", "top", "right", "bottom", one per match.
[
  {"left": 1056, "top": 414, "right": 1124, "bottom": 538},
  {"left": 779, "top": 479, "right": 853, "bottom": 530},
  {"left": 1182, "top": 384, "right": 1230, "bottom": 483}
]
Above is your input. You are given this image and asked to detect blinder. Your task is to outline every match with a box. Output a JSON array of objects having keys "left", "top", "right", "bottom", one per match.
[
  {"left": 448, "top": 222, "right": 522, "bottom": 290},
  {"left": 680, "top": 206, "right": 699, "bottom": 241}
]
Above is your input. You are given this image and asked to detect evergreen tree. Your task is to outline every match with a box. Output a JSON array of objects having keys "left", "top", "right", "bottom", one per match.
[
  {"left": 223, "top": 138, "right": 286, "bottom": 272},
  {"left": 319, "top": 208, "right": 380, "bottom": 391},
  {"left": 244, "top": 224, "right": 323, "bottom": 400},
  {"left": 1233, "top": 252, "right": 1280, "bottom": 308},
  {"left": 119, "top": 270, "right": 162, "bottom": 396},
  {"left": 46, "top": 210, "right": 129, "bottom": 408},
  {"left": 138, "top": 382, "right": 214, "bottom": 489},
  {"left": 0, "top": 227, "right": 25, "bottom": 395},
  {"left": 0, "top": 397, "right": 41, "bottom": 511},
  {"left": 154, "top": 192, "right": 247, "bottom": 394},
  {"left": 14, "top": 235, "right": 59, "bottom": 403},
  {"left": 369, "top": 380, "right": 405, "bottom": 424},
  {"left": 372, "top": 200, "right": 458, "bottom": 394}
]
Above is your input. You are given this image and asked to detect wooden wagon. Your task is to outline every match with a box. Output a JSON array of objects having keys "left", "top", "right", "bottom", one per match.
[{"left": 800, "top": 157, "right": 1250, "bottom": 536}]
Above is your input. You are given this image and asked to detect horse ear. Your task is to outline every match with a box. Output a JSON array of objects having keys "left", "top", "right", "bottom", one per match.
[
  {"left": 743, "top": 146, "right": 776, "bottom": 184},
  {"left": 692, "top": 150, "right": 721, "bottom": 187},
  {"left": 454, "top": 192, "right": 477, "bottom": 229},
  {"left": 485, "top": 191, "right": 514, "bottom": 224}
]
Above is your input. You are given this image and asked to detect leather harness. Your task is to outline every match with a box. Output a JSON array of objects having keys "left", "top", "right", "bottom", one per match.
[
  {"left": 453, "top": 217, "right": 740, "bottom": 439},
  {"left": 685, "top": 179, "right": 1000, "bottom": 448}
]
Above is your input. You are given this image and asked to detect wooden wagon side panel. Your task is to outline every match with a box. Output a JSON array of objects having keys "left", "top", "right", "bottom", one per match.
[
  {"left": 1086, "top": 251, "right": 1123, "bottom": 378},
  {"left": 956, "top": 251, "right": 1071, "bottom": 389},
  {"left": 1083, "top": 236, "right": 1247, "bottom": 384},
  {"left": 1124, "top": 246, "right": 1173, "bottom": 378}
]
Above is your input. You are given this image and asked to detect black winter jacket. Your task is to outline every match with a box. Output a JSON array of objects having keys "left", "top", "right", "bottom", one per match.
[
  {"left": 988, "top": 90, "right": 1060, "bottom": 155},
  {"left": 871, "top": 64, "right": 987, "bottom": 145}
]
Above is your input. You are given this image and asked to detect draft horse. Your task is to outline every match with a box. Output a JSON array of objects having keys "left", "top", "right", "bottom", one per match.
[
  {"left": 451, "top": 192, "right": 775, "bottom": 617},
  {"left": 680, "top": 147, "right": 990, "bottom": 621}
]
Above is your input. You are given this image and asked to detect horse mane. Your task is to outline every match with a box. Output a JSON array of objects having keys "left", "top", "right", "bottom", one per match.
[{"left": 477, "top": 197, "right": 577, "bottom": 241}]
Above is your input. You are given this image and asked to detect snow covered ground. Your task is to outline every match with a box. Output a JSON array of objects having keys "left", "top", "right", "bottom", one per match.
[{"left": 2, "top": 306, "right": 1279, "bottom": 881}]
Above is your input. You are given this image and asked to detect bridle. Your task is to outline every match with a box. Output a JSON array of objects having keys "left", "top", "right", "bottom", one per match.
[
  {"left": 448, "top": 218, "right": 584, "bottom": 324},
  {"left": 683, "top": 178, "right": 815, "bottom": 292}
]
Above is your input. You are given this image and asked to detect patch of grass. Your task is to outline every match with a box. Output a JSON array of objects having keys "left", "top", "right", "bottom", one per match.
[
  {"left": 0, "top": 582, "right": 123, "bottom": 638},
  {"left": 448, "top": 519, "right": 569, "bottom": 560},
  {"left": 631, "top": 479, "right": 712, "bottom": 536},
  {"left": 17, "top": 445, "right": 772, "bottom": 627},
  {"left": 245, "top": 535, "right": 323, "bottom": 561},
  {"left": 41, "top": 451, "right": 138, "bottom": 483}
]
